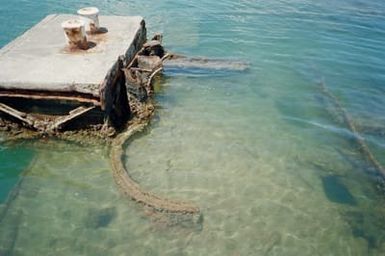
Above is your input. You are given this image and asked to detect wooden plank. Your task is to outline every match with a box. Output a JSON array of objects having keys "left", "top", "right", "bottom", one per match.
[
  {"left": 0, "top": 103, "right": 34, "bottom": 128},
  {"left": 48, "top": 106, "right": 96, "bottom": 131}
]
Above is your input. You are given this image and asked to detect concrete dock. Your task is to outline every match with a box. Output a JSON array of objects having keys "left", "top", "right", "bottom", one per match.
[{"left": 0, "top": 14, "right": 146, "bottom": 131}]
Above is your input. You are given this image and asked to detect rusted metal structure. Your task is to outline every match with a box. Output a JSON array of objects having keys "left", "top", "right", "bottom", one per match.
[
  {"left": 0, "top": 14, "right": 146, "bottom": 133},
  {"left": 0, "top": 13, "right": 203, "bottom": 220},
  {"left": 0, "top": 12, "right": 252, "bottom": 222}
]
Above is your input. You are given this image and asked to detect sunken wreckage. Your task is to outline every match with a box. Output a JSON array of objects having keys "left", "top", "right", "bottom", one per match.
[
  {"left": 0, "top": 19, "right": 149, "bottom": 134},
  {"left": 0, "top": 13, "right": 201, "bottom": 223}
]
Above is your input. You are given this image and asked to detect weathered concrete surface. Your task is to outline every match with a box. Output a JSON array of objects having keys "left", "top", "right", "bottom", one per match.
[{"left": 0, "top": 14, "right": 145, "bottom": 97}]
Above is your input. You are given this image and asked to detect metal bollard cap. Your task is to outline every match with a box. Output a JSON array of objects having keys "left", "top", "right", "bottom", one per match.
[
  {"left": 61, "top": 19, "right": 85, "bottom": 29},
  {"left": 77, "top": 7, "right": 99, "bottom": 16}
]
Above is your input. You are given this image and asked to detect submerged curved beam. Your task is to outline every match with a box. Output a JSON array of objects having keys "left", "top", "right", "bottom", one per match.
[{"left": 110, "top": 122, "right": 200, "bottom": 214}]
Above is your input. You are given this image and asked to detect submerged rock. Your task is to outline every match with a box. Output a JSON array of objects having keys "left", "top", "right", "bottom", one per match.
[
  {"left": 85, "top": 207, "right": 117, "bottom": 229},
  {"left": 343, "top": 210, "right": 382, "bottom": 250}
]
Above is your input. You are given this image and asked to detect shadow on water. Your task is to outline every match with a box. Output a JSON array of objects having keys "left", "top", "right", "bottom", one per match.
[
  {"left": 342, "top": 209, "right": 385, "bottom": 251},
  {"left": 311, "top": 161, "right": 385, "bottom": 251},
  {"left": 85, "top": 207, "right": 117, "bottom": 229},
  {"left": 335, "top": 147, "right": 382, "bottom": 181},
  {"left": 321, "top": 175, "right": 357, "bottom": 206},
  {"left": 351, "top": 224, "right": 377, "bottom": 249},
  {"left": 317, "top": 172, "right": 384, "bottom": 251},
  {"left": 358, "top": 124, "right": 385, "bottom": 137},
  {"left": 275, "top": 100, "right": 307, "bottom": 127}
]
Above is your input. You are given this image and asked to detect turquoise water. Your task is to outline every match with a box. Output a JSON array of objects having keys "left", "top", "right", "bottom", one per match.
[{"left": 1, "top": 0, "right": 385, "bottom": 255}]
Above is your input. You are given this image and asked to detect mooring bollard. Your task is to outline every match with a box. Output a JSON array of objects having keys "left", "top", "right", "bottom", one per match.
[
  {"left": 61, "top": 19, "right": 88, "bottom": 50},
  {"left": 77, "top": 7, "right": 100, "bottom": 33}
]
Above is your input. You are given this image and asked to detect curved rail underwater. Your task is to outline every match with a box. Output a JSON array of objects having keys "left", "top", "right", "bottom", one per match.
[{"left": 110, "top": 121, "right": 200, "bottom": 215}]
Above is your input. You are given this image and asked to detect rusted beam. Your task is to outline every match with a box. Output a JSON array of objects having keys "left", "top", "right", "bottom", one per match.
[
  {"left": 129, "top": 67, "right": 152, "bottom": 73},
  {"left": 147, "top": 67, "right": 163, "bottom": 88},
  {"left": 99, "top": 57, "right": 131, "bottom": 128},
  {"left": 0, "top": 103, "right": 34, "bottom": 128},
  {"left": 48, "top": 106, "right": 96, "bottom": 131},
  {"left": 0, "top": 92, "right": 101, "bottom": 106}
]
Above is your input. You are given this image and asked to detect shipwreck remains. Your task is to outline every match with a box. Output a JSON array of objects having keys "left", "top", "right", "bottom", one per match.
[
  {"left": 318, "top": 79, "right": 385, "bottom": 184},
  {"left": 0, "top": 11, "right": 202, "bottom": 220},
  {"left": 111, "top": 122, "right": 200, "bottom": 215},
  {"left": 111, "top": 34, "right": 201, "bottom": 216},
  {"left": 0, "top": 8, "right": 249, "bottom": 222},
  {"left": 0, "top": 14, "right": 146, "bottom": 133},
  {"left": 0, "top": 7, "right": 252, "bottom": 225}
]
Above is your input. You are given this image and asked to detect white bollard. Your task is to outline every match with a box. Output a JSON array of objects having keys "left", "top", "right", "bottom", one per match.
[
  {"left": 77, "top": 7, "right": 100, "bottom": 33},
  {"left": 61, "top": 19, "right": 88, "bottom": 50}
]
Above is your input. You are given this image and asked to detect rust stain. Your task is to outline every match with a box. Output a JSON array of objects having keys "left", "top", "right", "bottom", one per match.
[
  {"left": 64, "top": 27, "right": 88, "bottom": 50},
  {"left": 60, "top": 28, "right": 108, "bottom": 54}
]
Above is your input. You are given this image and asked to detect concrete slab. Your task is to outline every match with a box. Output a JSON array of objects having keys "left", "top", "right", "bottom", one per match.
[{"left": 0, "top": 14, "right": 145, "bottom": 97}]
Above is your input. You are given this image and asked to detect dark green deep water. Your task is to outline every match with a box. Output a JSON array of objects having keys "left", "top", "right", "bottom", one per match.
[
  {"left": 1, "top": 0, "right": 385, "bottom": 255},
  {"left": 0, "top": 146, "right": 34, "bottom": 203}
]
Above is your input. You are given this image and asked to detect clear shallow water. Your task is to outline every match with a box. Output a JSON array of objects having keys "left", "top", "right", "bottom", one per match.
[{"left": 1, "top": 0, "right": 385, "bottom": 255}]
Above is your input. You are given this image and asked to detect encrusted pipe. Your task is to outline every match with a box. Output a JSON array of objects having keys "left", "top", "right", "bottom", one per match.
[
  {"left": 111, "top": 121, "right": 201, "bottom": 215},
  {"left": 77, "top": 7, "right": 100, "bottom": 33},
  {"left": 61, "top": 19, "right": 88, "bottom": 50}
]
